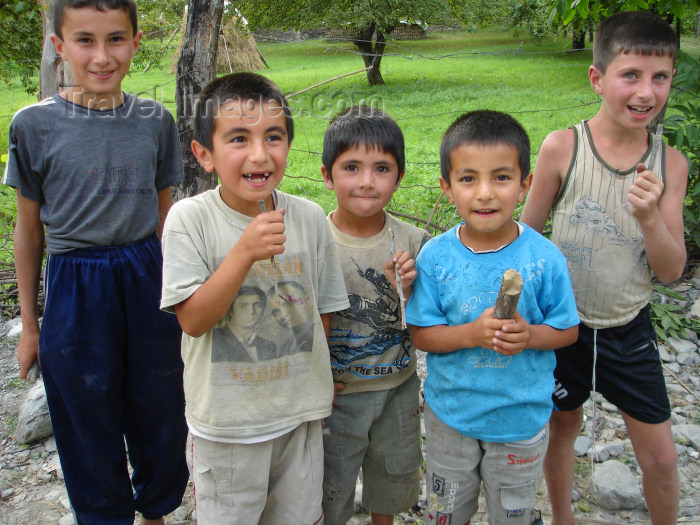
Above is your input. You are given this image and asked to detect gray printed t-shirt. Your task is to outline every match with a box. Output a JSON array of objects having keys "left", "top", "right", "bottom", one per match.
[{"left": 3, "top": 94, "right": 183, "bottom": 254}]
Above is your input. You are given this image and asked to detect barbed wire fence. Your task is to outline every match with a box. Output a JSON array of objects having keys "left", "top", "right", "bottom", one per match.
[{"left": 0, "top": 28, "right": 698, "bottom": 318}]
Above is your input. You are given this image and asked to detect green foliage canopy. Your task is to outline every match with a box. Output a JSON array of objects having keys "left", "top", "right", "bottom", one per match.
[
  {"left": 236, "top": 0, "right": 449, "bottom": 84},
  {"left": 0, "top": 0, "right": 43, "bottom": 94}
]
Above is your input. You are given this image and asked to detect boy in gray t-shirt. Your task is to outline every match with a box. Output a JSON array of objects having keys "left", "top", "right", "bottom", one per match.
[{"left": 3, "top": 0, "right": 188, "bottom": 523}]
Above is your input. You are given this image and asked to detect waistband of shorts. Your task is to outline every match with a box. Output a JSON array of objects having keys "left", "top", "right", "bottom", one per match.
[{"left": 50, "top": 232, "right": 159, "bottom": 261}]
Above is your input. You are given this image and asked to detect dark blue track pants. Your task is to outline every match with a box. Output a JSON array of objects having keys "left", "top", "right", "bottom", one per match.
[{"left": 39, "top": 234, "right": 188, "bottom": 525}]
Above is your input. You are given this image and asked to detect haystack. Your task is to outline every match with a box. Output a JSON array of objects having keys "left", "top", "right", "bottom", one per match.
[{"left": 170, "top": 14, "right": 267, "bottom": 74}]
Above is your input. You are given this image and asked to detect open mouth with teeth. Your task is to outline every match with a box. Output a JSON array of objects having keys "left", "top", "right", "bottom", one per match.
[
  {"left": 628, "top": 105, "right": 652, "bottom": 115},
  {"left": 474, "top": 208, "right": 497, "bottom": 216},
  {"left": 244, "top": 172, "right": 271, "bottom": 183}
]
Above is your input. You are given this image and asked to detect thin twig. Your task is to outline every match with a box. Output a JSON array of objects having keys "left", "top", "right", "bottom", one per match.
[
  {"left": 286, "top": 66, "right": 372, "bottom": 97},
  {"left": 387, "top": 228, "right": 407, "bottom": 330},
  {"left": 663, "top": 363, "right": 700, "bottom": 401}
]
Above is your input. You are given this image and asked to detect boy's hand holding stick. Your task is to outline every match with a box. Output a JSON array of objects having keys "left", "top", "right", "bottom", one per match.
[
  {"left": 388, "top": 228, "right": 407, "bottom": 329},
  {"left": 259, "top": 199, "right": 282, "bottom": 306},
  {"left": 492, "top": 269, "right": 523, "bottom": 320}
]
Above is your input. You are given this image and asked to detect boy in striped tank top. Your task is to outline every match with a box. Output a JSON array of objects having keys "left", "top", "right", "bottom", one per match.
[{"left": 522, "top": 11, "right": 688, "bottom": 525}]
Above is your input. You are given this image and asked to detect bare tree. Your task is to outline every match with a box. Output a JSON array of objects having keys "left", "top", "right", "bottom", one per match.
[
  {"left": 38, "top": 0, "right": 70, "bottom": 99},
  {"left": 174, "top": 0, "right": 225, "bottom": 200}
]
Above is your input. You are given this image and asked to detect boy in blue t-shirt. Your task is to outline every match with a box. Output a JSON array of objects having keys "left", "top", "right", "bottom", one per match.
[
  {"left": 3, "top": 0, "right": 188, "bottom": 523},
  {"left": 406, "top": 110, "right": 579, "bottom": 525}
]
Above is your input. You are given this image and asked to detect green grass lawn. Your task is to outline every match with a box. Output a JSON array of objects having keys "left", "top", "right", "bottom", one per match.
[{"left": 1, "top": 29, "right": 697, "bottom": 232}]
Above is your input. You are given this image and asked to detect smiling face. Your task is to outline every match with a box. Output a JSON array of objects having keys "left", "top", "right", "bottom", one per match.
[
  {"left": 51, "top": 7, "right": 141, "bottom": 108},
  {"left": 191, "top": 98, "right": 291, "bottom": 216},
  {"left": 322, "top": 144, "right": 403, "bottom": 236},
  {"left": 440, "top": 143, "right": 531, "bottom": 251},
  {"left": 590, "top": 52, "right": 675, "bottom": 131}
]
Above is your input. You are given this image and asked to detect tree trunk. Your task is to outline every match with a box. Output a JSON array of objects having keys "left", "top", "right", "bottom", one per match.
[
  {"left": 174, "top": 0, "right": 224, "bottom": 201},
  {"left": 38, "top": 0, "right": 70, "bottom": 100},
  {"left": 353, "top": 23, "right": 385, "bottom": 86},
  {"left": 572, "top": 18, "right": 585, "bottom": 50}
]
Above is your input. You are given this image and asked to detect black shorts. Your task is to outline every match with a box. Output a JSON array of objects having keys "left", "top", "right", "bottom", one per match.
[{"left": 552, "top": 306, "right": 670, "bottom": 424}]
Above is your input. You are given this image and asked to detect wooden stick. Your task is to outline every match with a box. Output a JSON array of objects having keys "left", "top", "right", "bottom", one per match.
[
  {"left": 387, "top": 228, "right": 407, "bottom": 330},
  {"left": 492, "top": 269, "right": 523, "bottom": 319},
  {"left": 259, "top": 199, "right": 281, "bottom": 306}
]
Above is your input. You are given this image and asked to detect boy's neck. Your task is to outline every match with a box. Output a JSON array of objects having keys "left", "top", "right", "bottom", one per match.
[
  {"left": 220, "top": 189, "right": 276, "bottom": 219},
  {"left": 587, "top": 113, "right": 650, "bottom": 170},
  {"left": 330, "top": 208, "right": 386, "bottom": 238},
  {"left": 459, "top": 220, "right": 519, "bottom": 253},
  {"left": 59, "top": 87, "right": 125, "bottom": 110}
]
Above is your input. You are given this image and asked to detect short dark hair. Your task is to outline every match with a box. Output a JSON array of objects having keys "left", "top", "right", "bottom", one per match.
[
  {"left": 193, "top": 72, "right": 294, "bottom": 151},
  {"left": 440, "top": 110, "right": 530, "bottom": 184},
  {"left": 52, "top": 0, "right": 138, "bottom": 38},
  {"left": 322, "top": 106, "right": 405, "bottom": 182},
  {"left": 593, "top": 11, "right": 678, "bottom": 73}
]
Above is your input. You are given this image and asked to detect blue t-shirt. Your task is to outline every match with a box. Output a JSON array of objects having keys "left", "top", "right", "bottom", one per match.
[{"left": 406, "top": 223, "right": 579, "bottom": 442}]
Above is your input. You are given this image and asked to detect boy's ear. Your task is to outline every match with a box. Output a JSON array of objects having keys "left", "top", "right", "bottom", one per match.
[
  {"left": 131, "top": 30, "right": 143, "bottom": 55},
  {"left": 191, "top": 140, "right": 215, "bottom": 173},
  {"left": 321, "top": 166, "right": 334, "bottom": 190},
  {"left": 519, "top": 173, "right": 533, "bottom": 202},
  {"left": 50, "top": 34, "right": 65, "bottom": 59},
  {"left": 439, "top": 177, "right": 454, "bottom": 204},
  {"left": 395, "top": 170, "right": 405, "bottom": 188},
  {"left": 589, "top": 65, "right": 604, "bottom": 95}
]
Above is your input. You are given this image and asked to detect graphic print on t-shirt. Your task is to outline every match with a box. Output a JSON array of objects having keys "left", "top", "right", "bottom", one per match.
[
  {"left": 329, "top": 257, "right": 411, "bottom": 379},
  {"left": 211, "top": 250, "right": 316, "bottom": 364}
]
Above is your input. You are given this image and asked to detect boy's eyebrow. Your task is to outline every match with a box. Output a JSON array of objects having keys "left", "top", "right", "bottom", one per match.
[
  {"left": 220, "top": 125, "right": 287, "bottom": 139},
  {"left": 454, "top": 165, "right": 517, "bottom": 174},
  {"left": 72, "top": 29, "right": 130, "bottom": 37}
]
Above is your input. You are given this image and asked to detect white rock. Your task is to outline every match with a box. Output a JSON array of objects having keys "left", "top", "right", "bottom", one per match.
[
  {"left": 588, "top": 444, "right": 610, "bottom": 462},
  {"left": 671, "top": 411, "right": 688, "bottom": 426},
  {"left": 5, "top": 318, "right": 23, "bottom": 338},
  {"left": 574, "top": 436, "right": 592, "bottom": 456},
  {"left": 14, "top": 381, "right": 53, "bottom": 444},
  {"left": 174, "top": 506, "right": 189, "bottom": 521},
  {"left": 676, "top": 353, "right": 696, "bottom": 365},
  {"left": 665, "top": 362, "right": 681, "bottom": 374},
  {"left": 589, "top": 460, "right": 644, "bottom": 510},
  {"left": 658, "top": 344, "right": 673, "bottom": 362},
  {"left": 59, "top": 513, "right": 75, "bottom": 525},
  {"left": 606, "top": 440, "right": 625, "bottom": 457},
  {"left": 45, "top": 489, "right": 64, "bottom": 502},
  {"left": 45, "top": 436, "right": 57, "bottom": 452},
  {"left": 667, "top": 338, "right": 697, "bottom": 354},
  {"left": 601, "top": 401, "right": 617, "bottom": 412},
  {"left": 668, "top": 383, "right": 688, "bottom": 395},
  {"left": 672, "top": 424, "right": 700, "bottom": 449},
  {"left": 690, "top": 298, "right": 700, "bottom": 319}
]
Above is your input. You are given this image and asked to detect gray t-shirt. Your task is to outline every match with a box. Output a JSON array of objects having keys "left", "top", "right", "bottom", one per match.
[
  {"left": 161, "top": 188, "right": 350, "bottom": 440},
  {"left": 3, "top": 94, "right": 183, "bottom": 254}
]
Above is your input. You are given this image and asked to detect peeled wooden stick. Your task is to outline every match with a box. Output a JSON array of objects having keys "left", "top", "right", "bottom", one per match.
[
  {"left": 387, "top": 228, "right": 407, "bottom": 330},
  {"left": 492, "top": 269, "right": 523, "bottom": 319}
]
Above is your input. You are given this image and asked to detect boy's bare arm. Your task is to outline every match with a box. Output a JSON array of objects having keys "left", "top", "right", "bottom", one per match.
[
  {"left": 321, "top": 313, "right": 330, "bottom": 341},
  {"left": 630, "top": 146, "right": 688, "bottom": 283},
  {"left": 14, "top": 191, "right": 45, "bottom": 378},
  {"left": 520, "top": 129, "right": 573, "bottom": 233},
  {"left": 498, "top": 314, "right": 578, "bottom": 355},
  {"left": 174, "top": 209, "right": 286, "bottom": 337},
  {"left": 156, "top": 188, "right": 174, "bottom": 239},
  {"left": 412, "top": 307, "right": 517, "bottom": 354},
  {"left": 413, "top": 308, "right": 578, "bottom": 356}
]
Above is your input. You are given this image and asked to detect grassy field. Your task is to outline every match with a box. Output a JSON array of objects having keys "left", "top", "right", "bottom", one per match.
[
  {"left": 0, "top": 29, "right": 598, "bottom": 232},
  {"left": 1, "top": 29, "right": 697, "bottom": 232}
]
